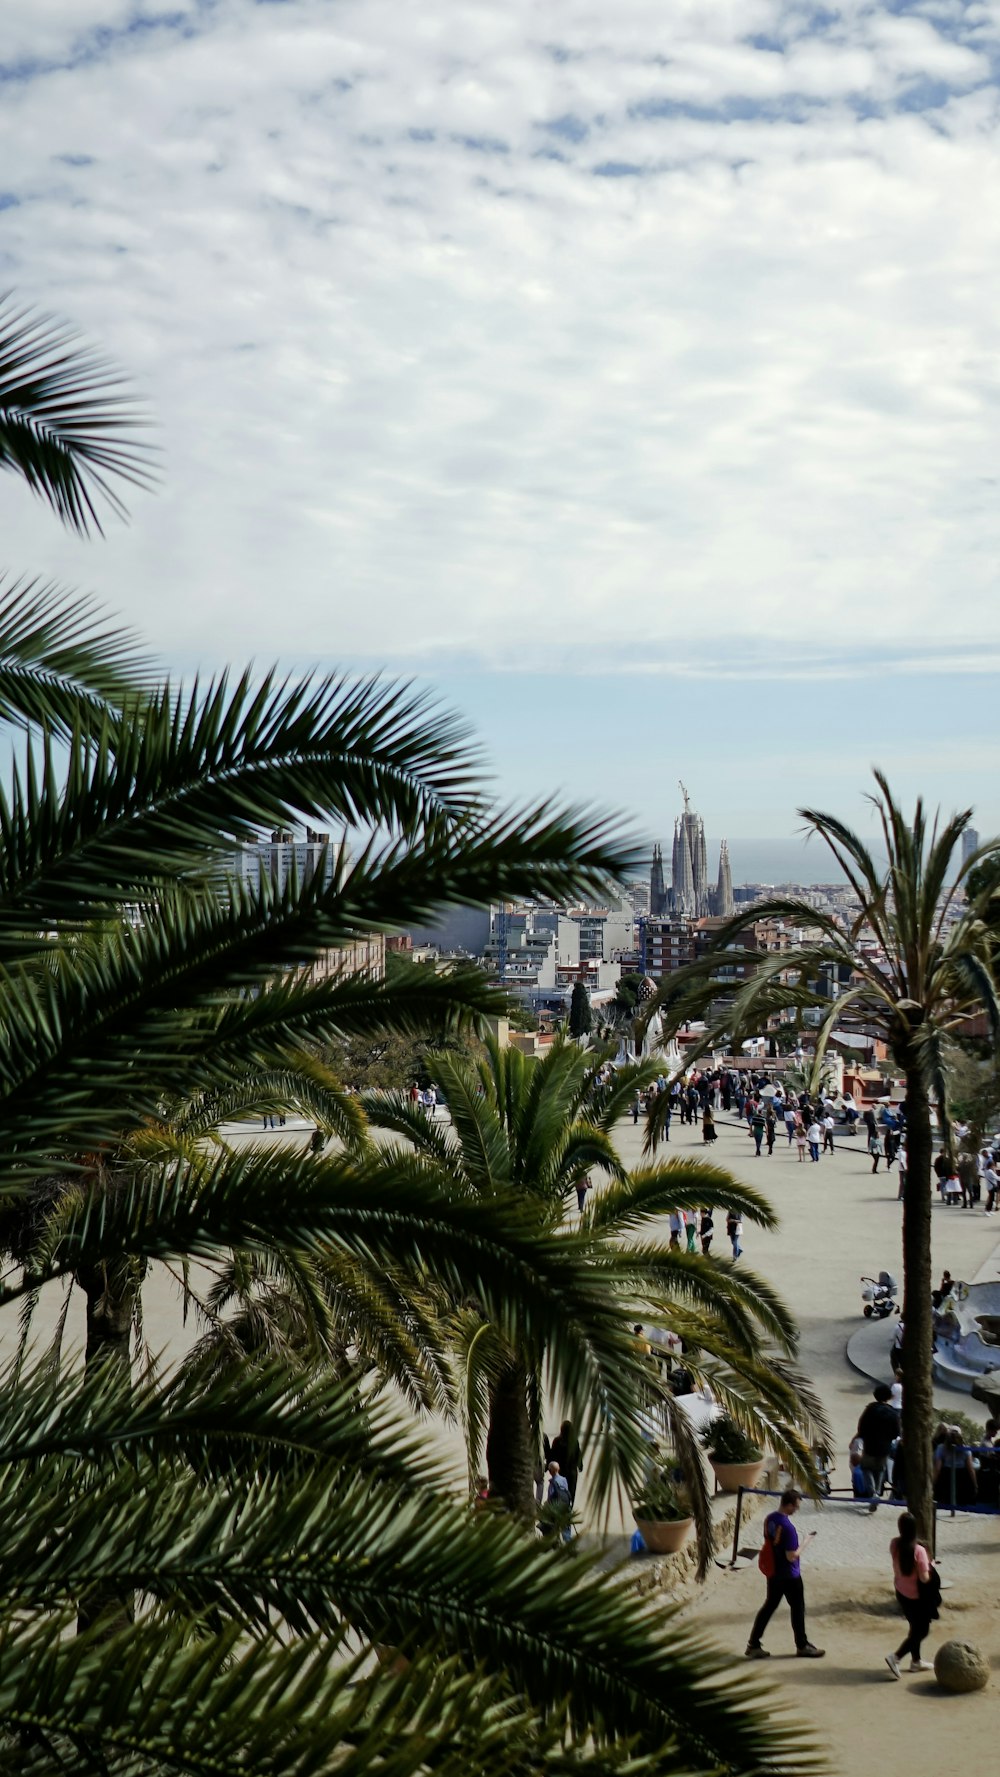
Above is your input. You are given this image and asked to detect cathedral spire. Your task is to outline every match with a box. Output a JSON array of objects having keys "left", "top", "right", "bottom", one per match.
[
  {"left": 714, "top": 839, "right": 734, "bottom": 918},
  {"left": 650, "top": 843, "right": 667, "bottom": 916}
]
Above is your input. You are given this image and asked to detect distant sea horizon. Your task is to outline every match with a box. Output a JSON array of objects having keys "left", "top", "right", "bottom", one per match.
[
  {"left": 728, "top": 838, "right": 852, "bottom": 886},
  {"left": 636, "top": 837, "right": 867, "bottom": 888}
]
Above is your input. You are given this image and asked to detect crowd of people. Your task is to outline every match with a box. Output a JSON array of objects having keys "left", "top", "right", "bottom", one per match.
[
  {"left": 634, "top": 1065, "right": 911, "bottom": 1171},
  {"left": 931, "top": 1137, "right": 1000, "bottom": 1211},
  {"left": 849, "top": 1371, "right": 1000, "bottom": 1513}
]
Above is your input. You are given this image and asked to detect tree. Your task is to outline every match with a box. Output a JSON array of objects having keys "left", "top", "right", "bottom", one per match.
[
  {"left": 504, "top": 994, "right": 538, "bottom": 1033},
  {"left": 365, "top": 1038, "right": 825, "bottom": 1563},
  {"left": 569, "top": 979, "right": 592, "bottom": 1038},
  {"left": 0, "top": 300, "right": 824, "bottom": 1773},
  {"left": 613, "top": 971, "right": 646, "bottom": 1018},
  {"left": 648, "top": 773, "right": 1000, "bottom": 1541}
]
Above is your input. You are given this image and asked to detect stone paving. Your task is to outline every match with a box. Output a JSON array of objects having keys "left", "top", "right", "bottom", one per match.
[{"left": 610, "top": 1110, "right": 1000, "bottom": 1458}]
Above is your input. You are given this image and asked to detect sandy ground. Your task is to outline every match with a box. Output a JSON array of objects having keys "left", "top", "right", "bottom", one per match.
[
  {"left": 617, "top": 1111, "right": 1000, "bottom": 1772},
  {"left": 4, "top": 1108, "right": 999, "bottom": 1769},
  {"left": 688, "top": 1552, "right": 1000, "bottom": 1769}
]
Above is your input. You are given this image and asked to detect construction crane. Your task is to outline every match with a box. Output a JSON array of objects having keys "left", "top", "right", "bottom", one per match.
[
  {"left": 495, "top": 900, "right": 508, "bottom": 984},
  {"left": 678, "top": 779, "right": 691, "bottom": 816}
]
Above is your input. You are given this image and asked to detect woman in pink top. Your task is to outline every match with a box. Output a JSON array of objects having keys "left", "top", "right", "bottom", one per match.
[{"left": 885, "top": 1512, "right": 935, "bottom": 1677}]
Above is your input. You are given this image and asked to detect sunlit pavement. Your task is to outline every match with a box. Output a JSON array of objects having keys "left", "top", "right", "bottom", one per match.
[{"left": 7, "top": 1107, "right": 1000, "bottom": 1528}]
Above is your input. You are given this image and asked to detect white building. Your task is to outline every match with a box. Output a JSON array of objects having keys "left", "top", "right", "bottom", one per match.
[
  {"left": 236, "top": 829, "right": 340, "bottom": 892},
  {"left": 567, "top": 906, "right": 634, "bottom": 963}
]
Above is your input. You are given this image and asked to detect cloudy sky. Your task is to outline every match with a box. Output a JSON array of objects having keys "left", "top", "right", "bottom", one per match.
[{"left": 2, "top": 1, "right": 1000, "bottom": 870}]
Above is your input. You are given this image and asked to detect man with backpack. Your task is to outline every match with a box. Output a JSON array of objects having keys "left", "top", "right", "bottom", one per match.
[{"left": 746, "top": 1489, "right": 824, "bottom": 1659}]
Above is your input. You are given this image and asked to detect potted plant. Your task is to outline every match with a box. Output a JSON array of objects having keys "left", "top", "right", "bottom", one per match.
[
  {"left": 701, "top": 1414, "right": 766, "bottom": 1492},
  {"left": 632, "top": 1471, "right": 695, "bottom": 1554}
]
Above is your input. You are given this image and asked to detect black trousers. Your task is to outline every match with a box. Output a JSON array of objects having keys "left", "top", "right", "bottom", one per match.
[
  {"left": 749, "top": 1575, "right": 808, "bottom": 1650},
  {"left": 895, "top": 1591, "right": 932, "bottom": 1661}
]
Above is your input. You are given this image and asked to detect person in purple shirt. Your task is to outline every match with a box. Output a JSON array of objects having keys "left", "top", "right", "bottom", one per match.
[{"left": 746, "top": 1489, "right": 825, "bottom": 1659}]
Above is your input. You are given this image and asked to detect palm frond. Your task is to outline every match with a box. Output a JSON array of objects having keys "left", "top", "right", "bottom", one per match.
[
  {"left": 0, "top": 1459, "right": 824, "bottom": 1775},
  {"left": 0, "top": 576, "right": 154, "bottom": 735},
  {"left": 0, "top": 294, "right": 155, "bottom": 535}
]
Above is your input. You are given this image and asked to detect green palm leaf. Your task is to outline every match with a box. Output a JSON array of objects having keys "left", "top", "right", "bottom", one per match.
[
  {"left": 0, "top": 576, "right": 153, "bottom": 734},
  {"left": 0, "top": 295, "right": 155, "bottom": 535}
]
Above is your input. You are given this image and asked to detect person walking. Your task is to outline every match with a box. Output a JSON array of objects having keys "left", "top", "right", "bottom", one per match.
[
  {"left": 822, "top": 1113, "right": 836, "bottom": 1155},
  {"left": 765, "top": 1109, "right": 777, "bottom": 1155},
  {"left": 869, "top": 1128, "right": 882, "bottom": 1173},
  {"left": 806, "top": 1119, "right": 822, "bottom": 1163},
  {"left": 669, "top": 1209, "right": 684, "bottom": 1250},
  {"left": 547, "top": 1421, "right": 582, "bottom": 1506},
  {"left": 631, "top": 1091, "right": 641, "bottom": 1125},
  {"left": 750, "top": 1106, "right": 765, "bottom": 1157},
  {"left": 746, "top": 1489, "right": 824, "bottom": 1660},
  {"left": 575, "top": 1172, "right": 591, "bottom": 1216},
  {"left": 855, "top": 1383, "right": 901, "bottom": 1510},
  {"left": 699, "top": 1206, "right": 714, "bottom": 1255},
  {"left": 985, "top": 1159, "right": 999, "bottom": 1213},
  {"left": 727, "top": 1209, "right": 743, "bottom": 1260},
  {"left": 543, "top": 1461, "right": 572, "bottom": 1538},
  {"left": 784, "top": 1105, "right": 797, "bottom": 1145},
  {"left": 685, "top": 1211, "right": 698, "bottom": 1254},
  {"left": 885, "top": 1511, "right": 937, "bottom": 1676},
  {"left": 795, "top": 1117, "right": 807, "bottom": 1164},
  {"left": 895, "top": 1140, "right": 907, "bottom": 1203},
  {"left": 702, "top": 1104, "right": 717, "bottom": 1145}
]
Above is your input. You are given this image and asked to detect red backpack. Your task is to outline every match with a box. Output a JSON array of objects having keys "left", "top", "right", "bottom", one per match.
[{"left": 758, "top": 1516, "right": 777, "bottom": 1576}]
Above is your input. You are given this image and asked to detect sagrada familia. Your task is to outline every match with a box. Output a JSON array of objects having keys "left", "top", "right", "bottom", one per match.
[{"left": 650, "top": 785, "right": 733, "bottom": 919}]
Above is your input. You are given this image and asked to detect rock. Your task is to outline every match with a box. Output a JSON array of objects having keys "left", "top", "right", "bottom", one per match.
[{"left": 933, "top": 1640, "right": 990, "bottom": 1693}]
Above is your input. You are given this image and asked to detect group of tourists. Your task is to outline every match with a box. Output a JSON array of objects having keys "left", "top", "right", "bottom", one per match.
[
  {"left": 408, "top": 1081, "right": 442, "bottom": 1116},
  {"left": 635, "top": 1067, "right": 917, "bottom": 1177},
  {"left": 932, "top": 1139, "right": 1000, "bottom": 1211},
  {"left": 850, "top": 1366, "right": 1000, "bottom": 1514},
  {"left": 663, "top": 1205, "right": 743, "bottom": 1258}
]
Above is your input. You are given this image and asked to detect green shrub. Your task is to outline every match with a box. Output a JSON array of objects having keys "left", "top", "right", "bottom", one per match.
[
  {"left": 632, "top": 1471, "right": 693, "bottom": 1522},
  {"left": 701, "top": 1413, "right": 764, "bottom": 1464}
]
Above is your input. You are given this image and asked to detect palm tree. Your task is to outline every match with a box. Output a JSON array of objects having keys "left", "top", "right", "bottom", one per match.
[
  {"left": 366, "top": 1038, "right": 826, "bottom": 1564},
  {"left": 0, "top": 298, "right": 827, "bottom": 1773},
  {"left": 647, "top": 773, "right": 1000, "bottom": 1539}
]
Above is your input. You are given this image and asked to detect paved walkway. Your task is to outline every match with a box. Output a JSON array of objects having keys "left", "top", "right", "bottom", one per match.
[{"left": 612, "top": 1112, "right": 1000, "bottom": 1461}]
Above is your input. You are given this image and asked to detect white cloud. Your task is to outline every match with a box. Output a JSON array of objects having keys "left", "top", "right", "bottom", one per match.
[{"left": 1, "top": 1, "right": 1000, "bottom": 677}]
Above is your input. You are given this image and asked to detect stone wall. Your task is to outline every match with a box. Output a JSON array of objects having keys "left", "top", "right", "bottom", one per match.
[{"left": 627, "top": 1490, "right": 766, "bottom": 1605}]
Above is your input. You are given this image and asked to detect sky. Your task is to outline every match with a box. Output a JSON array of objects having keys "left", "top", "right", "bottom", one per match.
[{"left": 2, "top": 1, "right": 1000, "bottom": 871}]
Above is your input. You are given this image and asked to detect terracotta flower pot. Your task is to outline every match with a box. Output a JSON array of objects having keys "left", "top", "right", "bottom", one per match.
[
  {"left": 709, "top": 1457, "right": 765, "bottom": 1493},
  {"left": 633, "top": 1514, "right": 694, "bottom": 1554}
]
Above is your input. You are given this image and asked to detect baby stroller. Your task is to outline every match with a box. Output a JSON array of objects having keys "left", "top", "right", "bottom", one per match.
[{"left": 861, "top": 1272, "right": 899, "bottom": 1319}]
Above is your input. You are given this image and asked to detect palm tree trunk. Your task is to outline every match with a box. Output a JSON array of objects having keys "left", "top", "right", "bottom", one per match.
[
  {"left": 486, "top": 1360, "right": 535, "bottom": 1515},
  {"left": 78, "top": 1259, "right": 135, "bottom": 1380},
  {"left": 900, "top": 1067, "right": 935, "bottom": 1543},
  {"left": 76, "top": 1259, "right": 135, "bottom": 1635}
]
